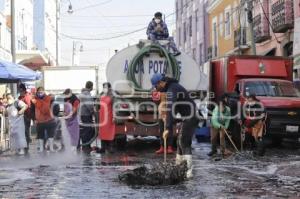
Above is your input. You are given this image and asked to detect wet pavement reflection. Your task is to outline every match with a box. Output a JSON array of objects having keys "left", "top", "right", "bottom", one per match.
[{"left": 0, "top": 138, "right": 299, "bottom": 198}]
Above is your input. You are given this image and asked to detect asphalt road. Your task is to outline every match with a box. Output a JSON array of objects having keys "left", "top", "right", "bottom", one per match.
[{"left": 0, "top": 138, "right": 299, "bottom": 199}]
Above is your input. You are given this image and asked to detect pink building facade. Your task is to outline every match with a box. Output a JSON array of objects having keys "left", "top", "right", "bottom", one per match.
[{"left": 253, "top": 0, "right": 294, "bottom": 57}]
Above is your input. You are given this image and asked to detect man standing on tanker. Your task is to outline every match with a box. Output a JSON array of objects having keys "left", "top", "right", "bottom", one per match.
[{"left": 151, "top": 74, "right": 200, "bottom": 178}]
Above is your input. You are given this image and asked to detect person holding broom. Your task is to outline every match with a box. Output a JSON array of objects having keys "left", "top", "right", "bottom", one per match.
[
  {"left": 207, "top": 98, "right": 231, "bottom": 158},
  {"left": 151, "top": 73, "right": 199, "bottom": 178}
]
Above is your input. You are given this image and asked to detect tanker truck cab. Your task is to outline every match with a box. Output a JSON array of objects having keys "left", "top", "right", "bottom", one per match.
[{"left": 209, "top": 55, "right": 300, "bottom": 144}]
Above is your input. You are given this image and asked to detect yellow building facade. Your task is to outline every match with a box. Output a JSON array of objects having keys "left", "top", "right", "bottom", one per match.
[{"left": 207, "top": 0, "right": 248, "bottom": 58}]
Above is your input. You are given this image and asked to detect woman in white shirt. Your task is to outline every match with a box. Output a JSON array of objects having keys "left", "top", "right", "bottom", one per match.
[{"left": 6, "top": 94, "right": 28, "bottom": 155}]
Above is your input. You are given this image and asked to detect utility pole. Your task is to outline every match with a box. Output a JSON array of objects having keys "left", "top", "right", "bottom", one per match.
[
  {"left": 10, "top": 0, "right": 17, "bottom": 96},
  {"left": 11, "top": 0, "right": 16, "bottom": 63},
  {"left": 247, "top": 0, "right": 256, "bottom": 55},
  {"left": 72, "top": 41, "right": 75, "bottom": 66},
  {"left": 56, "top": 0, "right": 59, "bottom": 66}
]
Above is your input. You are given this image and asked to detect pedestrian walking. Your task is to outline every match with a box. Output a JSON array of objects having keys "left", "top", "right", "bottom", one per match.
[
  {"left": 207, "top": 98, "right": 231, "bottom": 158},
  {"left": 6, "top": 94, "right": 28, "bottom": 155},
  {"left": 63, "top": 89, "right": 80, "bottom": 151},
  {"left": 31, "top": 87, "right": 56, "bottom": 152},
  {"left": 151, "top": 73, "right": 199, "bottom": 178},
  {"left": 18, "top": 83, "right": 32, "bottom": 150},
  {"left": 78, "top": 81, "right": 95, "bottom": 153}
]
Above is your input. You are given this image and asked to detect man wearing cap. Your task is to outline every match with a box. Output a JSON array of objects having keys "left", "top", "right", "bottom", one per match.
[
  {"left": 151, "top": 73, "right": 200, "bottom": 178},
  {"left": 147, "top": 12, "right": 180, "bottom": 56}
]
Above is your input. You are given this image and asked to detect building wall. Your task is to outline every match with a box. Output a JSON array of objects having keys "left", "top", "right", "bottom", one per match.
[
  {"left": 0, "top": 12, "right": 11, "bottom": 61},
  {"left": 15, "top": 0, "right": 34, "bottom": 51},
  {"left": 33, "top": 0, "right": 45, "bottom": 50},
  {"left": 207, "top": 0, "right": 241, "bottom": 58},
  {"left": 254, "top": 0, "right": 294, "bottom": 57},
  {"left": 33, "top": 0, "right": 58, "bottom": 65},
  {"left": 175, "top": 0, "right": 209, "bottom": 65}
]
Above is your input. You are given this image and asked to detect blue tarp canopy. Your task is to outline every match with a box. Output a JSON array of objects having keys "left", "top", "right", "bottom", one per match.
[{"left": 0, "top": 60, "right": 41, "bottom": 83}]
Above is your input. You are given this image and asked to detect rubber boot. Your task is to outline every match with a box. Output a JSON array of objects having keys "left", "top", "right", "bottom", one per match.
[
  {"left": 48, "top": 138, "right": 55, "bottom": 152},
  {"left": 155, "top": 146, "right": 164, "bottom": 154},
  {"left": 38, "top": 139, "right": 44, "bottom": 153},
  {"left": 183, "top": 155, "right": 193, "bottom": 178},
  {"left": 255, "top": 138, "right": 265, "bottom": 156},
  {"left": 18, "top": 148, "right": 25, "bottom": 155},
  {"left": 175, "top": 154, "right": 183, "bottom": 165}
]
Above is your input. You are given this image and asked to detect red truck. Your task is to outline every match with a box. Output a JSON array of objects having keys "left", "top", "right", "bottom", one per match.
[{"left": 208, "top": 55, "right": 300, "bottom": 145}]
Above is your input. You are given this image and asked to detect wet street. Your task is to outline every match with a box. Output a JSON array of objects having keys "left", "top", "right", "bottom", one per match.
[{"left": 0, "top": 138, "right": 299, "bottom": 199}]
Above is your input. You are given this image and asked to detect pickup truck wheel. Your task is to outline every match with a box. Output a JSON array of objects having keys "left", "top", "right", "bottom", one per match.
[
  {"left": 114, "top": 135, "right": 127, "bottom": 150},
  {"left": 271, "top": 137, "right": 282, "bottom": 147}
]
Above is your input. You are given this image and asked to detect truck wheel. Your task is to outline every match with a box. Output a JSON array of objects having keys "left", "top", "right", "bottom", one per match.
[
  {"left": 271, "top": 137, "right": 282, "bottom": 148},
  {"left": 114, "top": 135, "right": 127, "bottom": 150},
  {"left": 230, "top": 122, "right": 242, "bottom": 149}
]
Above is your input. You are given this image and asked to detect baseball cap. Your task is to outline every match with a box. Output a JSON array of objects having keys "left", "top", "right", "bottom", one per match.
[{"left": 151, "top": 73, "right": 164, "bottom": 87}]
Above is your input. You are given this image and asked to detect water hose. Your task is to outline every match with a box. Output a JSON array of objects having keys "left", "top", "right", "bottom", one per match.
[{"left": 127, "top": 43, "right": 180, "bottom": 92}]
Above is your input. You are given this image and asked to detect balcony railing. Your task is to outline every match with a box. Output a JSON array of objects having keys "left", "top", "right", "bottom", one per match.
[
  {"left": 271, "top": 0, "right": 294, "bottom": 33},
  {"left": 253, "top": 14, "right": 271, "bottom": 43},
  {"left": 234, "top": 27, "right": 248, "bottom": 48}
]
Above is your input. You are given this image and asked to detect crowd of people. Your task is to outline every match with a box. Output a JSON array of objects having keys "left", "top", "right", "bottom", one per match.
[{"left": 0, "top": 81, "right": 111, "bottom": 155}]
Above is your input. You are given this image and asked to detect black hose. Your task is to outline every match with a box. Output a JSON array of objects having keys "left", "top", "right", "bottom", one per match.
[{"left": 127, "top": 43, "right": 180, "bottom": 91}]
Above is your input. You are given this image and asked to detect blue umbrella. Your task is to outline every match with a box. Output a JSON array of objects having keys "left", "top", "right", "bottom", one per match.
[{"left": 0, "top": 60, "right": 41, "bottom": 83}]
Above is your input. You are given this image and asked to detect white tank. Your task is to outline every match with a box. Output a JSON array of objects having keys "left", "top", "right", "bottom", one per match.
[{"left": 106, "top": 40, "right": 208, "bottom": 93}]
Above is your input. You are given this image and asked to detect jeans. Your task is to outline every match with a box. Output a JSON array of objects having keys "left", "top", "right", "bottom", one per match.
[{"left": 177, "top": 117, "right": 199, "bottom": 155}]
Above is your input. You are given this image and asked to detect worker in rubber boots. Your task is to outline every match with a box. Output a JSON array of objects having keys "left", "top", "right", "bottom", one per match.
[
  {"left": 78, "top": 81, "right": 95, "bottom": 154},
  {"left": 31, "top": 87, "right": 56, "bottom": 153},
  {"left": 151, "top": 73, "right": 199, "bottom": 178},
  {"left": 207, "top": 98, "right": 231, "bottom": 158},
  {"left": 155, "top": 91, "right": 174, "bottom": 154},
  {"left": 241, "top": 94, "right": 266, "bottom": 156},
  {"left": 147, "top": 12, "right": 180, "bottom": 56}
]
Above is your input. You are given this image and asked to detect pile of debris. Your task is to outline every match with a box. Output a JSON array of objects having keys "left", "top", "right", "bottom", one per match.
[{"left": 119, "top": 161, "right": 187, "bottom": 186}]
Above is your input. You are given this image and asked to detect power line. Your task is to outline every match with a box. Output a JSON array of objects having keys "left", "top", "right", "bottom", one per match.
[
  {"left": 60, "top": 26, "right": 147, "bottom": 40},
  {"left": 61, "top": 12, "right": 175, "bottom": 41},
  {"left": 68, "top": 0, "right": 113, "bottom": 13}
]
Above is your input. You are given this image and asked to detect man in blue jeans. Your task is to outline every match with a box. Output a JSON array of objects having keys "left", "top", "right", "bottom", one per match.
[
  {"left": 151, "top": 74, "right": 200, "bottom": 178},
  {"left": 147, "top": 12, "right": 180, "bottom": 56}
]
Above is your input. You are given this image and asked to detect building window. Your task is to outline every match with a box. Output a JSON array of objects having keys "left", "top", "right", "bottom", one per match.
[
  {"left": 199, "top": 43, "right": 203, "bottom": 64},
  {"left": 189, "top": 16, "right": 192, "bottom": 37},
  {"left": 225, "top": 6, "right": 232, "bottom": 39},
  {"left": 219, "top": 13, "right": 224, "bottom": 37},
  {"left": 178, "top": 27, "right": 181, "bottom": 45},
  {"left": 195, "top": 9, "right": 198, "bottom": 33},
  {"left": 181, "top": 0, "right": 183, "bottom": 13},
  {"left": 184, "top": 22, "right": 187, "bottom": 43},
  {"left": 176, "top": 1, "right": 178, "bottom": 20},
  {"left": 192, "top": 48, "right": 196, "bottom": 60},
  {"left": 212, "top": 17, "right": 218, "bottom": 57}
]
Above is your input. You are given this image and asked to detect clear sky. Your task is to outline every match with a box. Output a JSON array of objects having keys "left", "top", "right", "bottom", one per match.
[{"left": 60, "top": 0, "right": 175, "bottom": 66}]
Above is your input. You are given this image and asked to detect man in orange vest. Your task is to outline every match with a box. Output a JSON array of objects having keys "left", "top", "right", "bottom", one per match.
[{"left": 31, "top": 87, "right": 56, "bottom": 152}]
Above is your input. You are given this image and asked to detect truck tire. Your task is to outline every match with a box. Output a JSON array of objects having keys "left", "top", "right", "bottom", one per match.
[
  {"left": 114, "top": 135, "right": 127, "bottom": 150},
  {"left": 271, "top": 137, "right": 282, "bottom": 147},
  {"left": 230, "top": 121, "right": 242, "bottom": 149}
]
